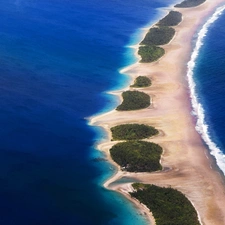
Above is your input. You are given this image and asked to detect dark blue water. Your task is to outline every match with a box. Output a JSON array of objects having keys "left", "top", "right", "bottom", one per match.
[
  {"left": 0, "top": 0, "right": 179, "bottom": 224},
  {"left": 193, "top": 6, "right": 225, "bottom": 174}
]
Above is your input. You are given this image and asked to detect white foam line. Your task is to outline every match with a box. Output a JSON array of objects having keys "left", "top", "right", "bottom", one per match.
[{"left": 187, "top": 5, "right": 225, "bottom": 175}]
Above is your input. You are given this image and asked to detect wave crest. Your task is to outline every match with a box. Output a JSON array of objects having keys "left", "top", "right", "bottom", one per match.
[{"left": 187, "top": 5, "right": 225, "bottom": 175}]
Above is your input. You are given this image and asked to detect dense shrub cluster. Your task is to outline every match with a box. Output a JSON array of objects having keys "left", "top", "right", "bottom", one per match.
[
  {"left": 157, "top": 11, "right": 182, "bottom": 26},
  {"left": 110, "top": 141, "right": 163, "bottom": 172},
  {"left": 130, "top": 76, "right": 151, "bottom": 88},
  {"left": 131, "top": 184, "right": 201, "bottom": 225},
  {"left": 138, "top": 10, "right": 183, "bottom": 62},
  {"left": 116, "top": 91, "right": 150, "bottom": 111},
  {"left": 175, "top": 0, "right": 205, "bottom": 8},
  {"left": 141, "top": 26, "right": 175, "bottom": 46},
  {"left": 138, "top": 46, "right": 165, "bottom": 63},
  {"left": 111, "top": 124, "right": 158, "bottom": 140}
]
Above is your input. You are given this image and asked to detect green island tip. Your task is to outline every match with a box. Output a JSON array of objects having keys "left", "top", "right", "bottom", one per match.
[
  {"left": 130, "top": 76, "right": 151, "bottom": 88},
  {"left": 110, "top": 123, "right": 158, "bottom": 141},
  {"left": 131, "top": 184, "right": 201, "bottom": 225},
  {"left": 116, "top": 90, "right": 150, "bottom": 111},
  {"left": 175, "top": 0, "right": 206, "bottom": 8},
  {"left": 110, "top": 141, "right": 162, "bottom": 172}
]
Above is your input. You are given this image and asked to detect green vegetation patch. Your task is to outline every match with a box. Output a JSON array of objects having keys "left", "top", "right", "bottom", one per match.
[
  {"left": 116, "top": 90, "right": 150, "bottom": 111},
  {"left": 111, "top": 124, "right": 158, "bottom": 140},
  {"left": 110, "top": 141, "right": 162, "bottom": 172},
  {"left": 141, "top": 26, "right": 175, "bottom": 46},
  {"left": 175, "top": 0, "right": 206, "bottom": 8},
  {"left": 157, "top": 11, "right": 182, "bottom": 26},
  {"left": 131, "top": 184, "right": 201, "bottom": 225},
  {"left": 130, "top": 76, "right": 151, "bottom": 88},
  {"left": 138, "top": 45, "right": 165, "bottom": 63}
]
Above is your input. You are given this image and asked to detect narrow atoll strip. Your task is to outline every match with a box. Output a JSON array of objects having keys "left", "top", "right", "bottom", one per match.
[{"left": 90, "top": 0, "right": 225, "bottom": 224}]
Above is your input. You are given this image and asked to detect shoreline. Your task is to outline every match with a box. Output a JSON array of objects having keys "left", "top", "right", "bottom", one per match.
[
  {"left": 186, "top": 4, "right": 225, "bottom": 176},
  {"left": 90, "top": 0, "right": 225, "bottom": 224}
]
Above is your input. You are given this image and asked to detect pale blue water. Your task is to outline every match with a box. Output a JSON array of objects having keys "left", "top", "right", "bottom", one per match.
[{"left": 0, "top": 0, "right": 180, "bottom": 224}]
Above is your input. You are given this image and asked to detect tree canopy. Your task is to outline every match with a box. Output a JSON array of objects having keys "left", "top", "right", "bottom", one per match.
[
  {"left": 131, "top": 184, "right": 201, "bottom": 225},
  {"left": 111, "top": 124, "right": 158, "bottom": 140},
  {"left": 175, "top": 0, "right": 205, "bottom": 8},
  {"left": 138, "top": 45, "right": 165, "bottom": 63},
  {"left": 141, "top": 26, "right": 175, "bottom": 46},
  {"left": 157, "top": 11, "right": 182, "bottom": 26},
  {"left": 130, "top": 76, "right": 151, "bottom": 88},
  {"left": 110, "top": 141, "right": 162, "bottom": 172},
  {"left": 116, "top": 91, "right": 150, "bottom": 111}
]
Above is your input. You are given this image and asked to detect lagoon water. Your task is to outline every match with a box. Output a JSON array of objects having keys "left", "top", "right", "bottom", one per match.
[{"left": 1, "top": 0, "right": 225, "bottom": 224}]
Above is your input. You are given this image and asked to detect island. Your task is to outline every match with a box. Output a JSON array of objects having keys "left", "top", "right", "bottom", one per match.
[
  {"left": 157, "top": 11, "right": 182, "bottom": 26},
  {"left": 110, "top": 123, "right": 158, "bottom": 140},
  {"left": 175, "top": 0, "right": 206, "bottom": 8},
  {"left": 130, "top": 76, "right": 151, "bottom": 88},
  {"left": 130, "top": 183, "right": 200, "bottom": 225},
  {"left": 110, "top": 141, "right": 162, "bottom": 172},
  {"left": 116, "top": 90, "right": 150, "bottom": 111}
]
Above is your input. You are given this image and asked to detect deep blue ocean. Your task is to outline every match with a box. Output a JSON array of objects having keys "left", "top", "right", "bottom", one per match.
[
  {"left": 189, "top": 4, "right": 225, "bottom": 175},
  {"left": 0, "top": 0, "right": 179, "bottom": 224},
  {"left": 1, "top": 0, "right": 225, "bottom": 224}
]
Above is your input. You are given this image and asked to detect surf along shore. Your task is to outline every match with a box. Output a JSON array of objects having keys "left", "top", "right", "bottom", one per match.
[{"left": 90, "top": 0, "right": 225, "bottom": 224}]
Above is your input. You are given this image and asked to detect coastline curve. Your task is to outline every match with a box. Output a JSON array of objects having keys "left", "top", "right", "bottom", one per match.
[{"left": 186, "top": 4, "right": 225, "bottom": 175}]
